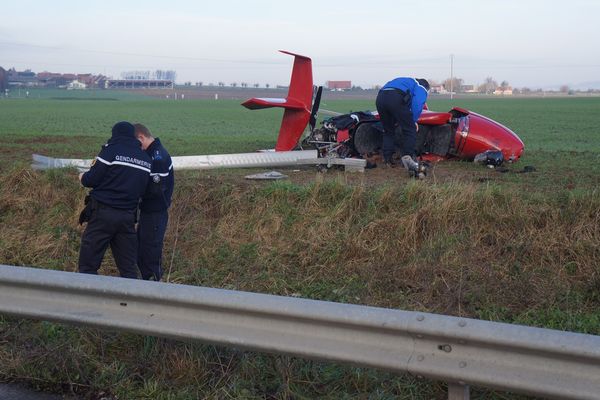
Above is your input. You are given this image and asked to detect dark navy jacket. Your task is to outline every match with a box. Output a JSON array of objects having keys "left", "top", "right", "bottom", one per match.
[
  {"left": 140, "top": 138, "right": 174, "bottom": 213},
  {"left": 381, "top": 77, "right": 429, "bottom": 122},
  {"left": 81, "top": 136, "right": 151, "bottom": 210}
]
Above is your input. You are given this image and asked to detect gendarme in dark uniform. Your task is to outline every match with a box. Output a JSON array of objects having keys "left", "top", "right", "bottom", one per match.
[
  {"left": 134, "top": 124, "right": 174, "bottom": 281},
  {"left": 78, "top": 121, "right": 151, "bottom": 278}
]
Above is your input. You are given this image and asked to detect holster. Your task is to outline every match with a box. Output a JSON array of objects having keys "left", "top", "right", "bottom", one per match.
[{"left": 78, "top": 195, "right": 93, "bottom": 225}]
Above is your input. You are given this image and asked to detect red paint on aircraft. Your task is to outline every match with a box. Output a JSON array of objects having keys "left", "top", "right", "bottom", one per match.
[
  {"left": 243, "top": 51, "right": 524, "bottom": 164},
  {"left": 242, "top": 51, "right": 312, "bottom": 151}
]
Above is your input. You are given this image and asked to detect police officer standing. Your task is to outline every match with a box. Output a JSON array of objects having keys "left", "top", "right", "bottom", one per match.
[
  {"left": 376, "top": 77, "right": 430, "bottom": 166},
  {"left": 134, "top": 123, "right": 174, "bottom": 281},
  {"left": 78, "top": 121, "right": 151, "bottom": 278}
]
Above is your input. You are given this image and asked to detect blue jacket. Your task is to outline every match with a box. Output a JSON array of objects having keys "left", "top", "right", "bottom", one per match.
[
  {"left": 140, "top": 138, "right": 174, "bottom": 213},
  {"left": 381, "top": 77, "right": 429, "bottom": 122},
  {"left": 81, "top": 136, "right": 151, "bottom": 209}
]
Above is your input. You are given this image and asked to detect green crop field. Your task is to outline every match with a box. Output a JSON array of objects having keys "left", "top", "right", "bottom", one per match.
[
  {"left": 2, "top": 95, "right": 600, "bottom": 152},
  {"left": 0, "top": 91, "right": 599, "bottom": 399},
  {"left": 1, "top": 93, "right": 599, "bottom": 191}
]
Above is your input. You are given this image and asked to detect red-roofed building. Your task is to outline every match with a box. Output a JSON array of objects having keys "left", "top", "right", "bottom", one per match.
[
  {"left": 493, "top": 86, "right": 513, "bottom": 96},
  {"left": 326, "top": 80, "right": 352, "bottom": 91},
  {"left": 7, "top": 68, "right": 37, "bottom": 86},
  {"left": 37, "top": 71, "right": 86, "bottom": 87}
]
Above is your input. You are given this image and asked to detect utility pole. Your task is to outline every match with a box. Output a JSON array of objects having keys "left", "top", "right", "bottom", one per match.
[{"left": 450, "top": 54, "right": 454, "bottom": 100}]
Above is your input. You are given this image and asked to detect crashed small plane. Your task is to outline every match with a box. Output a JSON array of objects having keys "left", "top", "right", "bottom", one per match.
[
  {"left": 242, "top": 51, "right": 524, "bottom": 168},
  {"left": 33, "top": 50, "right": 524, "bottom": 174}
]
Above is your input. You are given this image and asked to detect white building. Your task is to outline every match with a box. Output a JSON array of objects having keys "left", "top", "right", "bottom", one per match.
[
  {"left": 493, "top": 87, "right": 513, "bottom": 96},
  {"left": 67, "top": 80, "right": 87, "bottom": 90}
]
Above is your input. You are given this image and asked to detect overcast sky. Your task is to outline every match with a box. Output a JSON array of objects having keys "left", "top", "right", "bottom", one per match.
[{"left": 2, "top": 0, "right": 599, "bottom": 89}]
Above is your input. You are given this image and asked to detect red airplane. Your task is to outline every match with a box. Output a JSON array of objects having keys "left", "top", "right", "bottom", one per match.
[{"left": 242, "top": 51, "right": 524, "bottom": 166}]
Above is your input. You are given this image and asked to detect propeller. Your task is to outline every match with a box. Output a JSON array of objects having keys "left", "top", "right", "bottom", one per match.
[{"left": 308, "top": 86, "right": 323, "bottom": 132}]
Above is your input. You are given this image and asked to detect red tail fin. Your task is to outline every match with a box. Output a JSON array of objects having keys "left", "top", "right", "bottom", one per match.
[{"left": 242, "top": 51, "right": 313, "bottom": 151}]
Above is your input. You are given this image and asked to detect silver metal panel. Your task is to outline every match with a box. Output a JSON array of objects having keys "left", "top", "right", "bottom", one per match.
[
  {"left": 312, "top": 156, "right": 366, "bottom": 172},
  {"left": 1, "top": 265, "right": 599, "bottom": 399},
  {"left": 31, "top": 154, "right": 92, "bottom": 171},
  {"left": 31, "top": 151, "right": 365, "bottom": 172},
  {"left": 172, "top": 150, "right": 318, "bottom": 170}
]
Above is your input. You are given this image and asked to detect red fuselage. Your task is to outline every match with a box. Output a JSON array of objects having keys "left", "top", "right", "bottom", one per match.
[{"left": 417, "top": 107, "right": 524, "bottom": 163}]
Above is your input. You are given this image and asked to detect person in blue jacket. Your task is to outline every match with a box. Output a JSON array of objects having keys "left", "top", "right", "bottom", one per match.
[
  {"left": 134, "top": 123, "right": 174, "bottom": 281},
  {"left": 376, "top": 77, "right": 430, "bottom": 166},
  {"left": 78, "top": 121, "right": 151, "bottom": 278}
]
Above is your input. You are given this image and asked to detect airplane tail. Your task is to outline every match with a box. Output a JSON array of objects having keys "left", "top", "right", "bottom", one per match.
[{"left": 241, "top": 51, "right": 313, "bottom": 151}]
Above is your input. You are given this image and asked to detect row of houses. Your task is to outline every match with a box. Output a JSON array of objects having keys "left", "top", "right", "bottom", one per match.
[
  {"left": 430, "top": 84, "right": 513, "bottom": 95},
  {"left": 0, "top": 67, "right": 107, "bottom": 89},
  {"left": 1, "top": 67, "right": 516, "bottom": 95},
  {"left": 324, "top": 80, "right": 514, "bottom": 95},
  {"left": 0, "top": 67, "right": 174, "bottom": 90}
]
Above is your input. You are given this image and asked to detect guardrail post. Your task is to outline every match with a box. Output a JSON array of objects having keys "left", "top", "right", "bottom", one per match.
[{"left": 448, "top": 382, "right": 470, "bottom": 400}]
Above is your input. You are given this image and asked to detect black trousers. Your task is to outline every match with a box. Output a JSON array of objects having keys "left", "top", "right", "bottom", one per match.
[
  {"left": 137, "top": 210, "right": 169, "bottom": 281},
  {"left": 375, "top": 89, "right": 417, "bottom": 161},
  {"left": 78, "top": 204, "right": 139, "bottom": 279}
]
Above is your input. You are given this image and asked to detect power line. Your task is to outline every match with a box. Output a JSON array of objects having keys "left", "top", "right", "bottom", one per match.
[
  {"left": 0, "top": 41, "right": 288, "bottom": 65},
  {"left": 2, "top": 41, "right": 599, "bottom": 70}
]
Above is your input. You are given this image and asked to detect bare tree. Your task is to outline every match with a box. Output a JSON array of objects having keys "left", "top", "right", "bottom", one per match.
[
  {"left": 560, "top": 85, "right": 570, "bottom": 93},
  {"left": 231, "top": 82, "right": 237, "bottom": 87},
  {"left": 443, "top": 77, "right": 463, "bottom": 92},
  {"left": 254, "top": 83, "right": 259, "bottom": 88},
  {"left": 500, "top": 80, "right": 510, "bottom": 89},
  {"left": 265, "top": 83, "right": 270, "bottom": 89},
  {"left": 478, "top": 77, "right": 498, "bottom": 94}
]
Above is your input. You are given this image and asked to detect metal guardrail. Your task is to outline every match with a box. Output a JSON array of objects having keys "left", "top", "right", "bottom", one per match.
[{"left": 1, "top": 265, "right": 599, "bottom": 399}]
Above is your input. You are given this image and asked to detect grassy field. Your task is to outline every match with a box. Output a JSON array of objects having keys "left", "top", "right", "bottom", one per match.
[
  {"left": 0, "top": 92, "right": 599, "bottom": 399},
  {"left": 1, "top": 94, "right": 599, "bottom": 190}
]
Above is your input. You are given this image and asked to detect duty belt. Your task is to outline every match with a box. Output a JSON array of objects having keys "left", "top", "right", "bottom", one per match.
[{"left": 381, "top": 88, "right": 411, "bottom": 104}]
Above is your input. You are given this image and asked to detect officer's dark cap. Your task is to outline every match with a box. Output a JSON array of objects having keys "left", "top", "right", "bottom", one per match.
[{"left": 112, "top": 121, "right": 135, "bottom": 138}]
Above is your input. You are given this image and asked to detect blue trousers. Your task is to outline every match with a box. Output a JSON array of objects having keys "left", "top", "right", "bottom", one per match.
[
  {"left": 137, "top": 210, "right": 169, "bottom": 281},
  {"left": 78, "top": 203, "right": 139, "bottom": 279},
  {"left": 375, "top": 89, "right": 417, "bottom": 161}
]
